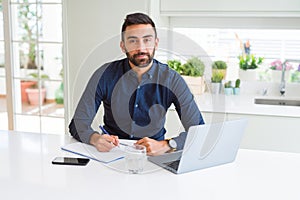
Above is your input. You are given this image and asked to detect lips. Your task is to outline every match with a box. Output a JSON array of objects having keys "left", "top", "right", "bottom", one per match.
[
  {"left": 136, "top": 55, "right": 147, "bottom": 59},
  {"left": 134, "top": 52, "right": 149, "bottom": 59}
]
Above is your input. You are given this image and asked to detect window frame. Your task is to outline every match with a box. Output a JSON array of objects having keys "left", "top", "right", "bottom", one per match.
[{"left": 2, "top": 0, "right": 66, "bottom": 133}]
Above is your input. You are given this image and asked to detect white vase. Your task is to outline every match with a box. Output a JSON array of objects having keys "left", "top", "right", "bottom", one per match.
[
  {"left": 271, "top": 70, "right": 290, "bottom": 83},
  {"left": 210, "top": 82, "right": 221, "bottom": 94},
  {"left": 182, "top": 76, "right": 206, "bottom": 95},
  {"left": 239, "top": 69, "right": 257, "bottom": 81}
]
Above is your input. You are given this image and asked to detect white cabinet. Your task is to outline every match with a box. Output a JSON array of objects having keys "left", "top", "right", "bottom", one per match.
[
  {"left": 166, "top": 110, "right": 300, "bottom": 153},
  {"left": 228, "top": 113, "right": 300, "bottom": 153}
]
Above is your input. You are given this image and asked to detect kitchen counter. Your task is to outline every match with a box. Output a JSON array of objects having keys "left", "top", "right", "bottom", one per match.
[
  {"left": 167, "top": 93, "right": 300, "bottom": 153},
  {"left": 194, "top": 93, "right": 300, "bottom": 118}
]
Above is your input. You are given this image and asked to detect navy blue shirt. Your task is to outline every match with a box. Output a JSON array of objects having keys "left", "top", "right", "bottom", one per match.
[{"left": 69, "top": 58, "right": 204, "bottom": 150}]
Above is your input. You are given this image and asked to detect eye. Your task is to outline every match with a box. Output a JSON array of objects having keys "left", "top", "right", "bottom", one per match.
[
  {"left": 144, "top": 38, "right": 152, "bottom": 43},
  {"left": 128, "top": 39, "right": 138, "bottom": 44}
]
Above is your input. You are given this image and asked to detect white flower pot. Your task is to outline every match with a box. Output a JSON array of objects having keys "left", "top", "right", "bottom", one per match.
[
  {"left": 210, "top": 82, "right": 221, "bottom": 94},
  {"left": 239, "top": 69, "right": 257, "bottom": 81},
  {"left": 271, "top": 70, "right": 290, "bottom": 83},
  {"left": 182, "top": 76, "right": 206, "bottom": 95}
]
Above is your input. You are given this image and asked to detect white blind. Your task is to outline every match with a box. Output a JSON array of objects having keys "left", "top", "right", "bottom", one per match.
[{"left": 174, "top": 28, "right": 300, "bottom": 61}]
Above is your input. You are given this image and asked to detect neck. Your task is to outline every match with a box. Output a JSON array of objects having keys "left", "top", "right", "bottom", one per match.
[{"left": 129, "top": 60, "right": 153, "bottom": 82}]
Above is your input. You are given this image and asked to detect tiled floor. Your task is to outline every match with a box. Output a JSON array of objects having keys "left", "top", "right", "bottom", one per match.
[{"left": 1, "top": 96, "right": 63, "bottom": 115}]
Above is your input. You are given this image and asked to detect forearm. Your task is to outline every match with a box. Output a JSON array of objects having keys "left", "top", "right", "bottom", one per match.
[
  {"left": 69, "top": 118, "right": 98, "bottom": 144},
  {"left": 172, "top": 81, "right": 204, "bottom": 150}
]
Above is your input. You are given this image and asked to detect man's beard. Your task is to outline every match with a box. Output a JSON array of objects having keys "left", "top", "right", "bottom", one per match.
[{"left": 126, "top": 48, "right": 155, "bottom": 68}]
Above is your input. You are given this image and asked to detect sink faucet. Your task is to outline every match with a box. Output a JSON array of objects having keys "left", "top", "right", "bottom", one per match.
[{"left": 280, "top": 59, "right": 300, "bottom": 96}]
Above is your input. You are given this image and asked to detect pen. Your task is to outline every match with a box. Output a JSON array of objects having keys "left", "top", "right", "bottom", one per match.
[
  {"left": 99, "top": 125, "right": 129, "bottom": 147},
  {"left": 99, "top": 125, "right": 110, "bottom": 135}
]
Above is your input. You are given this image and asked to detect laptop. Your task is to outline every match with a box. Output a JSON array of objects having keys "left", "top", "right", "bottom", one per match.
[{"left": 148, "top": 118, "right": 248, "bottom": 174}]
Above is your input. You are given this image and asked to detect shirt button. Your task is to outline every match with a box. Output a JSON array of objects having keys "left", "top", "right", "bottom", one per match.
[
  {"left": 135, "top": 104, "right": 138, "bottom": 108},
  {"left": 137, "top": 86, "right": 140, "bottom": 89}
]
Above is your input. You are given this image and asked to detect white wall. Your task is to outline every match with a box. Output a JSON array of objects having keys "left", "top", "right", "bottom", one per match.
[
  {"left": 64, "top": 0, "right": 150, "bottom": 119},
  {"left": 64, "top": 0, "right": 300, "bottom": 120}
]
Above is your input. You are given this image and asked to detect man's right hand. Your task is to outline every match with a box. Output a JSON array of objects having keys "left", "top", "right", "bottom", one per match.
[{"left": 89, "top": 133, "right": 119, "bottom": 152}]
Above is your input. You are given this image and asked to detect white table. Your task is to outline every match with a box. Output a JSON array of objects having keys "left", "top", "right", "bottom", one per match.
[{"left": 1, "top": 130, "right": 300, "bottom": 200}]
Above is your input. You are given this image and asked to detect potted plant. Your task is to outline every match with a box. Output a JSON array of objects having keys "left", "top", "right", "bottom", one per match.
[
  {"left": 224, "top": 81, "right": 233, "bottom": 95},
  {"left": 233, "top": 79, "right": 241, "bottom": 95},
  {"left": 167, "top": 56, "right": 206, "bottom": 95},
  {"left": 239, "top": 54, "right": 264, "bottom": 70},
  {"left": 291, "top": 65, "right": 300, "bottom": 83},
  {"left": 210, "top": 69, "right": 224, "bottom": 94},
  {"left": 212, "top": 60, "right": 227, "bottom": 80},
  {"left": 238, "top": 54, "right": 264, "bottom": 81},
  {"left": 21, "top": 79, "right": 37, "bottom": 103},
  {"left": 25, "top": 72, "right": 49, "bottom": 105},
  {"left": 16, "top": 2, "right": 43, "bottom": 103},
  {"left": 269, "top": 59, "right": 293, "bottom": 83},
  {"left": 167, "top": 59, "right": 183, "bottom": 74}
]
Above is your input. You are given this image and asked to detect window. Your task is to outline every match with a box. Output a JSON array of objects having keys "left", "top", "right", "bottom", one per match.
[
  {"left": 1, "top": 0, "right": 64, "bottom": 134},
  {"left": 174, "top": 28, "right": 300, "bottom": 82},
  {"left": 0, "top": 1, "right": 8, "bottom": 130}
]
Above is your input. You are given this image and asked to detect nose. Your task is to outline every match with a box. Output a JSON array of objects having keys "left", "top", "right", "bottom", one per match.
[{"left": 135, "top": 39, "right": 147, "bottom": 51}]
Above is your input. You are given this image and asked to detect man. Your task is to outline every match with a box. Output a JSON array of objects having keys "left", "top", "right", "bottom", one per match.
[{"left": 69, "top": 12, "right": 204, "bottom": 156}]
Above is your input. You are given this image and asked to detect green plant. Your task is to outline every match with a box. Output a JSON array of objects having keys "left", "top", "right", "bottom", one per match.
[
  {"left": 212, "top": 60, "right": 227, "bottom": 70},
  {"left": 28, "top": 72, "right": 49, "bottom": 88},
  {"left": 182, "top": 57, "right": 205, "bottom": 77},
  {"left": 291, "top": 71, "right": 300, "bottom": 83},
  {"left": 167, "top": 57, "right": 205, "bottom": 77},
  {"left": 235, "top": 79, "right": 241, "bottom": 88},
  {"left": 55, "top": 67, "right": 64, "bottom": 104},
  {"left": 167, "top": 60, "right": 184, "bottom": 74},
  {"left": 224, "top": 81, "right": 232, "bottom": 88},
  {"left": 18, "top": 0, "right": 42, "bottom": 69},
  {"left": 211, "top": 70, "right": 224, "bottom": 83},
  {"left": 239, "top": 54, "right": 264, "bottom": 70}
]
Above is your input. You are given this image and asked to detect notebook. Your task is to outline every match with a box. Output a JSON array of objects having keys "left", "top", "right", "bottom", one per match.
[
  {"left": 61, "top": 142, "right": 127, "bottom": 164},
  {"left": 148, "top": 118, "right": 248, "bottom": 174}
]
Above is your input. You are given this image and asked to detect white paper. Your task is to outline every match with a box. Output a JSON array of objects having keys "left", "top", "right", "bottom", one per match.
[{"left": 61, "top": 142, "right": 127, "bottom": 163}]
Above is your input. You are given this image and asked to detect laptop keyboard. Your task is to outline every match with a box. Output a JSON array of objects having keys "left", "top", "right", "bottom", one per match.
[{"left": 163, "top": 160, "right": 181, "bottom": 171}]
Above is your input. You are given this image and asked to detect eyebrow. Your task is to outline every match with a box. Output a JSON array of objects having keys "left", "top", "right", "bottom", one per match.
[{"left": 126, "top": 35, "right": 154, "bottom": 40}]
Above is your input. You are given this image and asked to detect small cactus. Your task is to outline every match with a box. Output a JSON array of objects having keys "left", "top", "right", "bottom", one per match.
[
  {"left": 235, "top": 79, "right": 241, "bottom": 88},
  {"left": 224, "top": 81, "right": 232, "bottom": 88}
]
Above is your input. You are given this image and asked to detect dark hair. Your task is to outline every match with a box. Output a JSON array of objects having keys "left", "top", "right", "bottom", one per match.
[{"left": 121, "top": 13, "right": 157, "bottom": 41}]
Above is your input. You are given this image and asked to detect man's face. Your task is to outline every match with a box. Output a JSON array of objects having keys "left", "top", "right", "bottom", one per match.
[{"left": 120, "top": 24, "right": 158, "bottom": 68}]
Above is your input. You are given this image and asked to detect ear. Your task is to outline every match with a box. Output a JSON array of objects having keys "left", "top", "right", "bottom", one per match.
[{"left": 120, "top": 41, "right": 126, "bottom": 53}]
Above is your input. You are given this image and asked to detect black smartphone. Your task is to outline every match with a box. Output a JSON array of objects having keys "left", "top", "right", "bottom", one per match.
[{"left": 52, "top": 157, "right": 90, "bottom": 166}]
